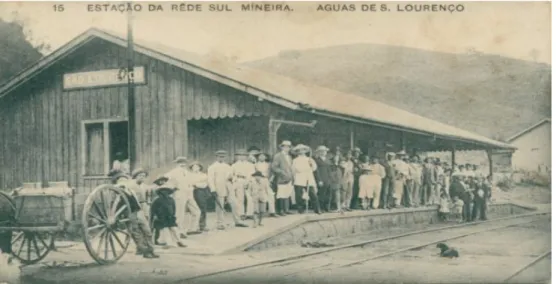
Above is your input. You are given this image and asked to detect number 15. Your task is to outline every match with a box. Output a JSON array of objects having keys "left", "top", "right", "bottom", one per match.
[{"left": 53, "top": 4, "right": 65, "bottom": 12}]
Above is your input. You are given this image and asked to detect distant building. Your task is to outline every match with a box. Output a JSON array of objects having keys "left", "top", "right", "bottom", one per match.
[{"left": 506, "top": 118, "right": 551, "bottom": 173}]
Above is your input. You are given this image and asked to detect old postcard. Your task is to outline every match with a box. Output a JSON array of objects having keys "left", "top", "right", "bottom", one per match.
[{"left": 0, "top": 1, "right": 551, "bottom": 284}]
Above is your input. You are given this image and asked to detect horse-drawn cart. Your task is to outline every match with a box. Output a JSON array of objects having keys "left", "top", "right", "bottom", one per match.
[{"left": 0, "top": 182, "right": 135, "bottom": 265}]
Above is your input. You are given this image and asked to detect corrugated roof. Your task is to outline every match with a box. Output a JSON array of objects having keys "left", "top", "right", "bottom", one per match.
[{"left": 0, "top": 28, "right": 515, "bottom": 150}]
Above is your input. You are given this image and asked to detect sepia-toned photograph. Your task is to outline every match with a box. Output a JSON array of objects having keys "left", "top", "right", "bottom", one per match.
[{"left": 0, "top": 1, "right": 551, "bottom": 283}]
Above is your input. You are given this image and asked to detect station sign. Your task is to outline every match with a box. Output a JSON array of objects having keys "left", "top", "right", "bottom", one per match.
[{"left": 63, "top": 66, "right": 146, "bottom": 90}]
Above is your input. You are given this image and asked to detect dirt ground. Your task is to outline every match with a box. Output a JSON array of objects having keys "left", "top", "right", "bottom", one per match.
[
  {"left": 207, "top": 218, "right": 551, "bottom": 284},
  {"left": 494, "top": 183, "right": 551, "bottom": 205},
  {"left": 14, "top": 184, "right": 551, "bottom": 284}
]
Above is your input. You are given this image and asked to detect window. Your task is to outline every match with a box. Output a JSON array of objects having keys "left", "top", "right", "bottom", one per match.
[{"left": 82, "top": 119, "right": 128, "bottom": 177}]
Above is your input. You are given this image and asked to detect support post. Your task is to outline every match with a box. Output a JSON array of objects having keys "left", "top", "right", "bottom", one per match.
[
  {"left": 268, "top": 117, "right": 316, "bottom": 155},
  {"left": 349, "top": 125, "right": 355, "bottom": 150},
  {"left": 451, "top": 146, "right": 456, "bottom": 170},
  {"left": 268, "top": 118, "right": 282, "bottom": 156},
  {"left": 126, "top": 5, "right": 137, "bottom": 172},
  {"left": 400, "top": 131, "right": 407, "bottom": 152},
  {"left": 487, "top": 148, "right": 493, "bottom": 178}
]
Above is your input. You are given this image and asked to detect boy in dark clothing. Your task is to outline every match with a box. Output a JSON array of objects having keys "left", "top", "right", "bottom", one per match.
[{"left": 150, "top": 177, "right": 186, "bottom": 248}]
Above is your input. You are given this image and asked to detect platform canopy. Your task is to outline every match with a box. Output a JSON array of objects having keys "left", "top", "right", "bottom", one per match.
[{"left": 0, "top": 28, "right": 515, "bottom": 152}]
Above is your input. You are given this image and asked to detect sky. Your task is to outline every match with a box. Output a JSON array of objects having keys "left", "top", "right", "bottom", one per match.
[{"left": 0, "top": 1, "right": 551, "bottom": 64}]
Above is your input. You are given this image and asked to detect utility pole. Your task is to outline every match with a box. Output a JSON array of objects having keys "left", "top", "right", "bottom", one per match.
[{"left": 126, "top": 5, "right": 136, "bottom": 172}]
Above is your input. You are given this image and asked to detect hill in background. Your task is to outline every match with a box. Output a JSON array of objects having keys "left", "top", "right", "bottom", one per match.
[
  {"left": 245, "top": 44, "right": 551, "bottom": 140},
  {"left": 0, "top": 20, "right": 45, "bottom": 87}
]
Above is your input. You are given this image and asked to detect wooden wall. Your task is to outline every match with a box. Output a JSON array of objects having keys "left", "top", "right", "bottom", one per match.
[
  {"left": 0, "top": 37, "right": 283, "bottom": 195},
  {"left": 276, "top": 112, "right": 406, "bottom": 159},
  {"left": 188, "top": 116, "right": 271, "bottom": 168}
]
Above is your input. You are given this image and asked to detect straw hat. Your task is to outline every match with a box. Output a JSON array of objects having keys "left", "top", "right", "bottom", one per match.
[
  {"left": 279, "top": 140, "right": 292, "bottom": 147},
  {"left": 252, "top": 171, "right": 265, "bottom": 178},
  {"left": 131, "top": 168, "right": 148, "bottom": 179},
  {"left": 315, "top": 145, "right": 329, "bottom": 152},
  {"left": 292, "top": 144, "right": 309, "bottom": 154},
  {"left": 189, "top": 160, "right": 203, "bottom": 171},
  {"left": 173, "top": 156, "right": 188, "bottom": 164}
]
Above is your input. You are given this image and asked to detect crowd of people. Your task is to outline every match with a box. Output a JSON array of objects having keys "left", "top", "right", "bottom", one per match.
[{"left": 106, "top": 140, "right": 493, "bottom": 258}]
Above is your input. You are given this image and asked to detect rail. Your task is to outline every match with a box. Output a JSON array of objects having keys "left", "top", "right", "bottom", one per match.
[
  {"left": 178, "top": 210, "right": 549, "bottom": 283},
  {"left": 503, "top": 250, "right": 551, "bottom": 283}
]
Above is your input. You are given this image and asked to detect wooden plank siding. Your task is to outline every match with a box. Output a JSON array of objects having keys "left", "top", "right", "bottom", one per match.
[
  {"left": 188, "top": 116, "right": 271, "bottom": 168},
  {"left": 0, "top": 37, "right": 284, "bottom": 197}
]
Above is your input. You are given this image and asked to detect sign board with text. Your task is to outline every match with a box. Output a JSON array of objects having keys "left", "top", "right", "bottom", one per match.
[{"left": 63, "top": 66, "right": 146, "bottom": 90}]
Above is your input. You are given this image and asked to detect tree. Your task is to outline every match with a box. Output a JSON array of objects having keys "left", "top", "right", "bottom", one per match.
[{"left": 0, "top": 14, "right": 48, "bottom": 87}]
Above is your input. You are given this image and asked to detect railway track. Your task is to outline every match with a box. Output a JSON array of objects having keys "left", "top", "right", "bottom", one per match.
[
  {"left": 504, "top": 250, "right": 551, "bottom": 283},
  {"left": 179, "top": 211, "right": 550, "bottom": 284}
]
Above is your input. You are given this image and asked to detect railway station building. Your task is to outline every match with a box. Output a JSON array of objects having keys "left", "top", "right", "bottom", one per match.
[{"left": 0, "top": 28, "right": 515, "bottom": 210}]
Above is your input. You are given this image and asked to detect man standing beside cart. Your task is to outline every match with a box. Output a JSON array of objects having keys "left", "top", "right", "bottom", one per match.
[{"left": 109, "top": 170, "right": 159, "bottom": 259}]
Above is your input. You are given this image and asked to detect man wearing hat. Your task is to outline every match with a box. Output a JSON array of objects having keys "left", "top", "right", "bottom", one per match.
[
  {"left": 408, "top": 156, "right": 424, "bottom": 207},
  {"left": 390, "top": 151, "right": 409, "bottom": 208},
  {"left": 247, "top": 146, "right": 262, "bottom": 164},
  {"left": 422, "top": 157, "right": 438, "bottom": 206},
  {"left": 164, "top": 156, "right": 201, "bottom": 238},
  {"left": 291, "top": 144, "right": 320, "bottom": 214},
  {"left": 434, "top": 159, "right": 446, "bottom": 205},
  {"left": 271, "top": 140, "right": 295, "bottom": 215},
  {"left": 232, "top": 149, "right": 256, "bottom": 219},
  {"left": 314, "top": 145, "right": 335, "bottom": 212},
  {"left": 350, "top": 147, "right": 363, "bottom": 209},
  {"left": 340, "top": 151, "right": 355, "bottom": 212},
  {"left": 208, "top": 150, "right": 248, "bottom": 229},
  {"left": 380, "top": 152, "right": 396, "bottom": 209},
  {"left": 108, "top": 170, "right": 159, "bottom": 258},
  {"left": 131, "top": 168, "right": 151, "bottom": 218},
  {"left": 189, "top": 161, "right": 211, "bottom": 232}
]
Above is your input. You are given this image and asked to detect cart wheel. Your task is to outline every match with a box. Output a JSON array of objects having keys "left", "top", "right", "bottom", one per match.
[
  {"left": 82, "top": 184, "right": 132, "bottom": 265},
  {"left": 0, "top": 191, "right": 15, "bottom": 210},
  {"left": 10, "top": 231, "right": 55, "bottom": 265},
  {"left": 0, "top": 191, "right": 15, "bottom": 227}
]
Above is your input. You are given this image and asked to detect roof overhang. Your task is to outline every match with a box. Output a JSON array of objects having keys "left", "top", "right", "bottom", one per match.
[{"left": 0, "top": 28, "right": 517, "bottom": 152}]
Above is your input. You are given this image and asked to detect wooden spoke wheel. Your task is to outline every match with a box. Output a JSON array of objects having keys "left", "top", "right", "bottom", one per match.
[
  {"left": 0, "top": 191, "right": 15, "bottom": 227},
  {"left": 10, "top": 231, "right": 55, "bottom": 265},
  {"left": 82, "top": 184, "right": 133, "bottom": 265},
  {"left": 0, "top": 191, "right": 16, "bottom": 256}
]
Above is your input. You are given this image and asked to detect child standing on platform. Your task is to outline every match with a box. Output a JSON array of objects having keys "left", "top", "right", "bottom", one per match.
[
  {"left": 255, "top": 153, "right": 277, "bottom": 217},
  {"left": 150, "top": 177, "right": 186, "bottom": 248},
  {"left": 438, "top": 192, "right": 450, "bottom": 221},
  {"left": 249, "top": 171, "right": 270, "bottom": 228},
  {"left": 452, "top": 196, "right": 464, "bottom": 223}
]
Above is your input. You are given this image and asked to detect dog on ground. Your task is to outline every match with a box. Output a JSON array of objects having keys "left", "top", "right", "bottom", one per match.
[{"left": 436, "top": 242, "right": 459, "bottom": 258}]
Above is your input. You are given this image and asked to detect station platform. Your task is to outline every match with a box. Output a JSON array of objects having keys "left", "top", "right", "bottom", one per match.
[{"left": 61, "top": 201, "right": 539, "bottom": 256}]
